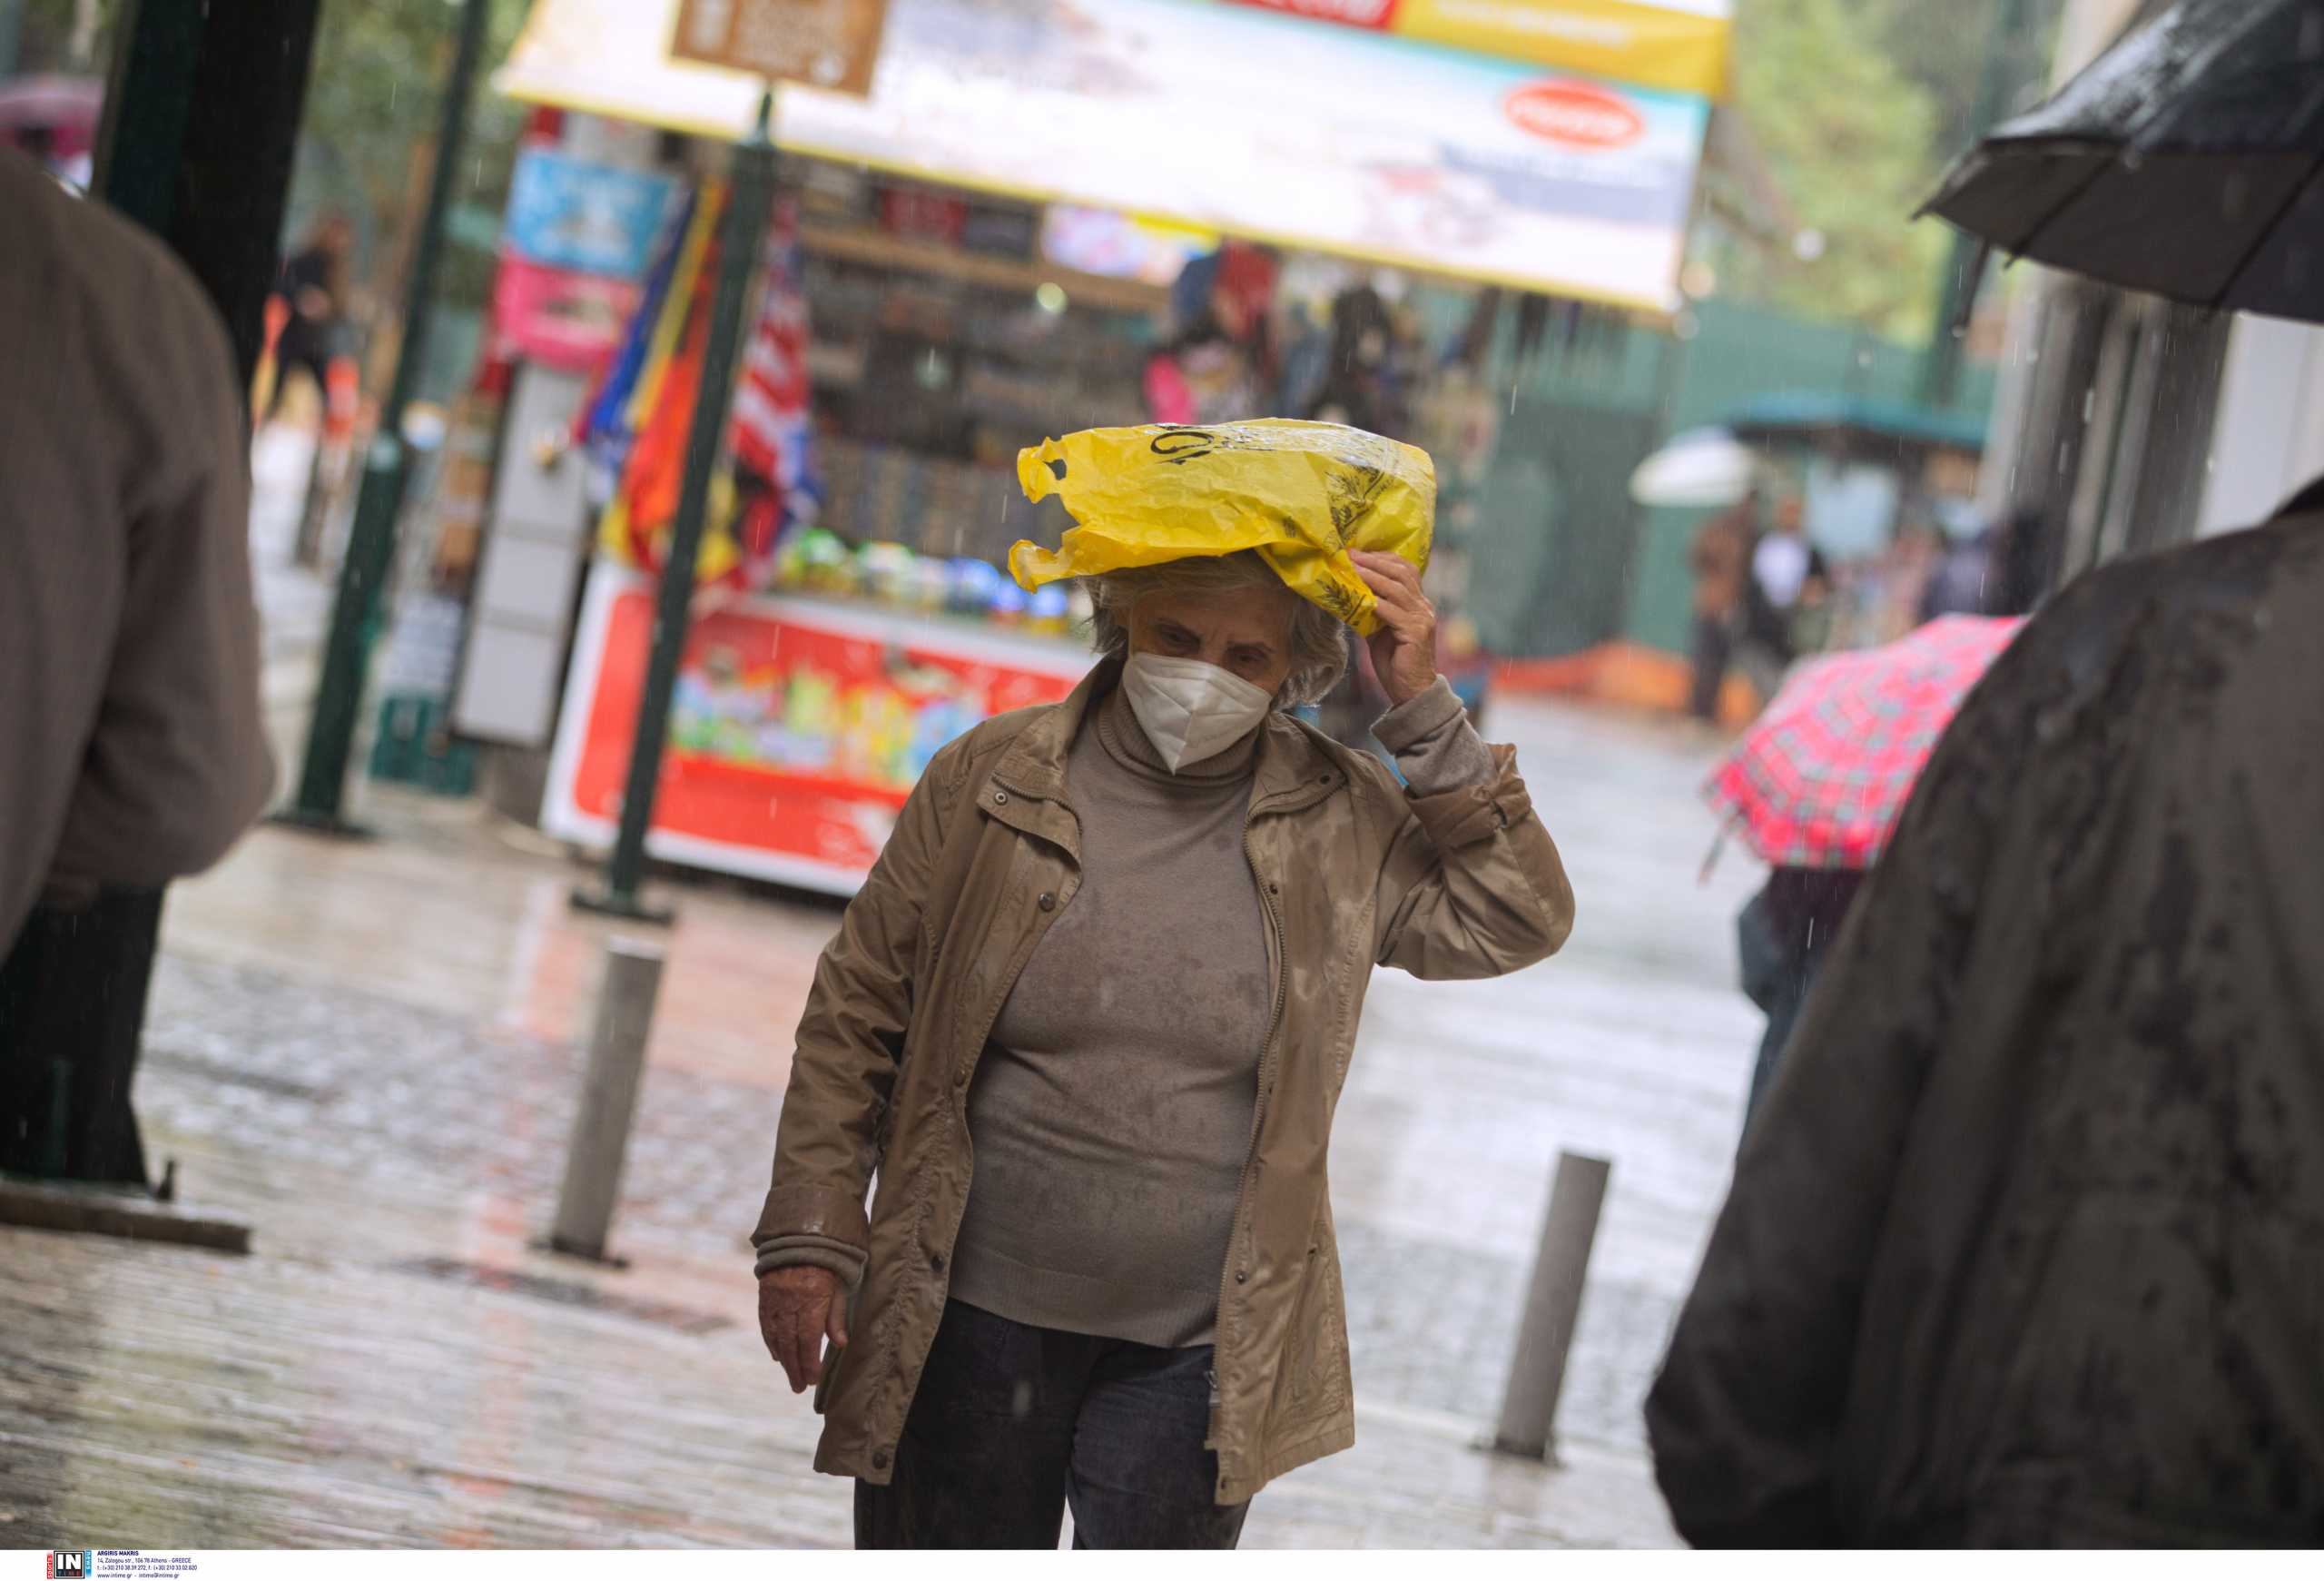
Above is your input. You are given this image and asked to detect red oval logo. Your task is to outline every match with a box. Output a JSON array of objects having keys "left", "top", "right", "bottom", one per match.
[{"left": 1504, "top": 80, "right": 1645, "bottom": 150}]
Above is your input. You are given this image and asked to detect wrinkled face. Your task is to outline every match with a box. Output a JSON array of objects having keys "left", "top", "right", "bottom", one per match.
[{"left": 1127, "top": 584, "right": 1298, "bottom": 697}]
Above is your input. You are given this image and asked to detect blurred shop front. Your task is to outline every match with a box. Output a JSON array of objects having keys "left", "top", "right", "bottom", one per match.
[{"left": 398, "top": 0, "right": 1729, "bottom": 894}]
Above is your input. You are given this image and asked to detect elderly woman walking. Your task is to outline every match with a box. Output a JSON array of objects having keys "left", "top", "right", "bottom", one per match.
[{"left": 753, "top": 422, "right": 1573, "bottom": 1548}]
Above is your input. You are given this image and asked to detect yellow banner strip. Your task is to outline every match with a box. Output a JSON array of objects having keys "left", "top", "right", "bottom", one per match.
[{"left": 1391, "top": 0, "right": 1728, "bottom": 98}]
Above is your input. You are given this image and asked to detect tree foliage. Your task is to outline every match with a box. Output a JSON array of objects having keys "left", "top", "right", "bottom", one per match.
[
  {"left": 1720, "top": 0, "right": 2068, "bottom": 337},
  {"left": 13, "top": 0, "right": 113, "bottom": 73},
  {"left": 1723, "top": 0, "right": 1949, "bottom": 337},
  {"left": 286, "top": 0, "right": 532, "bottom": 320},
  {"left": 1862, "top": 0, "right": 2068, "bottom": 163}
]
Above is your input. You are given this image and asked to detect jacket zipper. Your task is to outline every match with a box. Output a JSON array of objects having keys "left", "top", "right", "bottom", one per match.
[{"left": 1209, "top": 798, "right": 1292, "bottom": 1451}]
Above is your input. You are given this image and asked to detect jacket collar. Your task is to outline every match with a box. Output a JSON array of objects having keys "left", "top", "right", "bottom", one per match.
[{"left": 991, "top": 653, "right": 1345, "bottom": 816}]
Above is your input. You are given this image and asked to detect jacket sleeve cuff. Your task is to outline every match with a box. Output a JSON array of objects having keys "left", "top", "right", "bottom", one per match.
[
  {"left": 753, "top": 1234, "right": 870, "bottom": 1287},
  {"left": 1373, "top": 677, "right": 1496, "bottom": 797},
  {"left": 1372, "top": 675, "right": 1464, "bottom": 752},
  {"left": 752, "top": 1182, "right": 870, "bottom": 1263}
]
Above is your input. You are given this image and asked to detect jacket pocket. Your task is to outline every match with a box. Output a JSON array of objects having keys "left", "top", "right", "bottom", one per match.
[
  {"left": 1280, "top": 1234, "right": 1351, "bottom": 1417},
  {"left": 812, "top": 1280, "right": 863, "bottom": 1416}
]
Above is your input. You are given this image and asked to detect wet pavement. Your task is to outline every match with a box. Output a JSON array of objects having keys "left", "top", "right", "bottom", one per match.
[
  {"left": 246, "top": 422, "right": 334, "bottom": 777},
  {"left": 1, "top": 499, "right": 1768, "bottom": 1546}
]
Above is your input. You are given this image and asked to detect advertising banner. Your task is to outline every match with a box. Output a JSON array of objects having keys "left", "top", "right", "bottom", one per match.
[
  {"left": 492, "top": 256, "right": 644, "bottom": 371},
  {"left": 543, "top": 565, "right": 1092, "bottom": 894},
  {"left": 498, "top": 0, "right": 1718, "bottom": 311},
  {"left": 505, "top": 147, "right": 680, "bottom": 279}
]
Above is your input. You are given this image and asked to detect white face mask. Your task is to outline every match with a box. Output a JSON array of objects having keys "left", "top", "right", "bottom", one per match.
[{"left": 1120, "top": 651, "right": 1275, "bottom": 773}]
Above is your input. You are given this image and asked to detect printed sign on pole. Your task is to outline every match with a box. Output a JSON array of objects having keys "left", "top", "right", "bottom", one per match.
[
  {"left": 669, "top": 0, "right": 891, "bottom": 96},
  {"left": 505, "top": 147, "right": 679, "bottom": 278}
]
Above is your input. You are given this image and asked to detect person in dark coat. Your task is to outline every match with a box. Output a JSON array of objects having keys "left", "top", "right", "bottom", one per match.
[
  {"left": 1989, "top": 506, "right": 2054, "bottom": 618},
  {"left": 267, "top": 212, "right": 351, "bottom": 422},
  {"left": 1734, "top": 865, "right": 1865, "bottom": 1141},
  {"left": 1646, "top": 492, "right": 2324, "bottom": 1546},
  {"left": 1687, "top": 493, "right": 1758, "bottom": 722},
  {"left": 1919, "top": 531, "right": 1998, "bottom": 621}
]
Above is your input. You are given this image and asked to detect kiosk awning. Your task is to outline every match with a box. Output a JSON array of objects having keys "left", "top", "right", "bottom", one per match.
[{"left": 497, "top": 0, "right": 1722, "bottom": 311}]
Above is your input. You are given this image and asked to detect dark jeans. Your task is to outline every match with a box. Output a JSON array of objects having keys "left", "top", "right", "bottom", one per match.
[
  {"left": 1689, "top": 613, "right": 1733, "bottom": 720},
  {"left": 855, "top": 1299, "right": 1250, "bottom": 1550},
  {"left": 266, "top": 349, "right": 331, "bottom": 421}
]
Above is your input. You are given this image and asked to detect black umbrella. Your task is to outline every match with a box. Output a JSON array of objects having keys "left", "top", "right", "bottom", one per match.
[{"left": 1922, "top": 0, "right": 2324, "bottom": 321}]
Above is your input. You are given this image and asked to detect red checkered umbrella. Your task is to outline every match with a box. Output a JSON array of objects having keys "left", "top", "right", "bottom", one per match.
[{"left": 1705, "top": 615, "right": 2026, "bottom": 871}]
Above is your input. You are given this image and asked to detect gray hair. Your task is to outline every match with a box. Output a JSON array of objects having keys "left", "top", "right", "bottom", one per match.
[{"left": 1084, "top": 550, "right": 1349, "bottom": 708}]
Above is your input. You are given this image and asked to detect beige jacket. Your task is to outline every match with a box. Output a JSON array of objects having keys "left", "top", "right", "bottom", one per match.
[{"left": 753, "top": 659, "right": 1574, "bottom": 1503}]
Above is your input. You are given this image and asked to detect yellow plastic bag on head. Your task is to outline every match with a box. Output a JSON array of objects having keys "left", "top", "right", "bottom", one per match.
[{"left": 1009, "top": 419, "right": 1435, "bottom": 636}]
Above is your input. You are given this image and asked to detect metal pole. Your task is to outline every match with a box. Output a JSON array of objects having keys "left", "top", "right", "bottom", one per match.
[
  {"left": 89, "top": 0, "right": 203, "bottom": 238},
  {"left": 547, "top": 937, "right": 667, "bottom": 1263},
  {"left": 278, "top": 0, "right": 491, "bottom": 834},
  {"left": 573, "top": 88, "right": 779, "bottom": 924},
  {"left": 294, "top": 434, "right": 336, "bottom": 569},
  {"left": 1491, "top": 1151, "right": 1611, "bottom": 1463}
]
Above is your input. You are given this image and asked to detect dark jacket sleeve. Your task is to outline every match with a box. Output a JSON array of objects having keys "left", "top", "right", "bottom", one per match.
[{"left": 1644, "top": 622, "right": 2036, "bottom": 1546}]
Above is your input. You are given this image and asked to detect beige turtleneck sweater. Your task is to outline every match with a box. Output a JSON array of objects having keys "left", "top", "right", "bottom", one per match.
[{"left": 946, "top": 677, "right": 1490, "bottom": 1348}]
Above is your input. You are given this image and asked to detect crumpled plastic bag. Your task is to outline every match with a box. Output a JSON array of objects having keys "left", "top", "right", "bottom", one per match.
[{"left": 1009, "top": 420, "right": 1435, "bottom": 636}]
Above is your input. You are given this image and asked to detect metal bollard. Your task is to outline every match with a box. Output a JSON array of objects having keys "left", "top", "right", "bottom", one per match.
[
  {"left": 1491, "top": 1150, "right": 1612, "bottom": 1463},
  {"left": 548, "top": 936, "right": 666, "bottom": 1263}
]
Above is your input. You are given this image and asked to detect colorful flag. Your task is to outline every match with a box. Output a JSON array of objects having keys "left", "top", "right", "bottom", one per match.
[{"left": 591, "top": 186, "right": 821, "bottom": 593}]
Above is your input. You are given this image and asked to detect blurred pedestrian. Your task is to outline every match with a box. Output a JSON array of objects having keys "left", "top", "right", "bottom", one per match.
[
  {"left": 1687, "top": 490, "right": 1757, "bottom": 721},
  {"left": 1856, "top": 516, "right": 1945, "bottom": 645},
  {"left": 1275, "top": 297, "right": 1331, "bottom": 418},
  {"left": 1647, "top": 489, "right": 2324, "bottom": 1546},
  {"left": 1748, "top": 494, "right": 1829, "bottom": 657},
  {"left": 1748, "top": 499, "right": 1822, "bottom": 637},
  {"left": 265, "top": 211, "right": 351, "bottom": 425},
  {"left": 15, "top": 122, "right": 84, "bottom": 187},
  {"left": 1919, "top": 499, "right": 1998, "bottom": 622},
  {"left": 1708, "top": 613, "right": 2020, "bottom": 1156},
  {"left": 1146, "top": 242, "right": 1277, "bottom": 427},
  {"left": 1733, "top": 865, "right": 1863, "bottom": 1140},
  {"left": 1306, "top": 283, "right": 1409, "bottom": 439},
  {"left": 0, "top": 150, "right": 272, "bottom": 1169},
  {"left": 1988, "top": 504, "right": 2052, "bottom": 617},
  {"left": 753, "top": 544, "right": 1573, "bottom": 1548}
]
